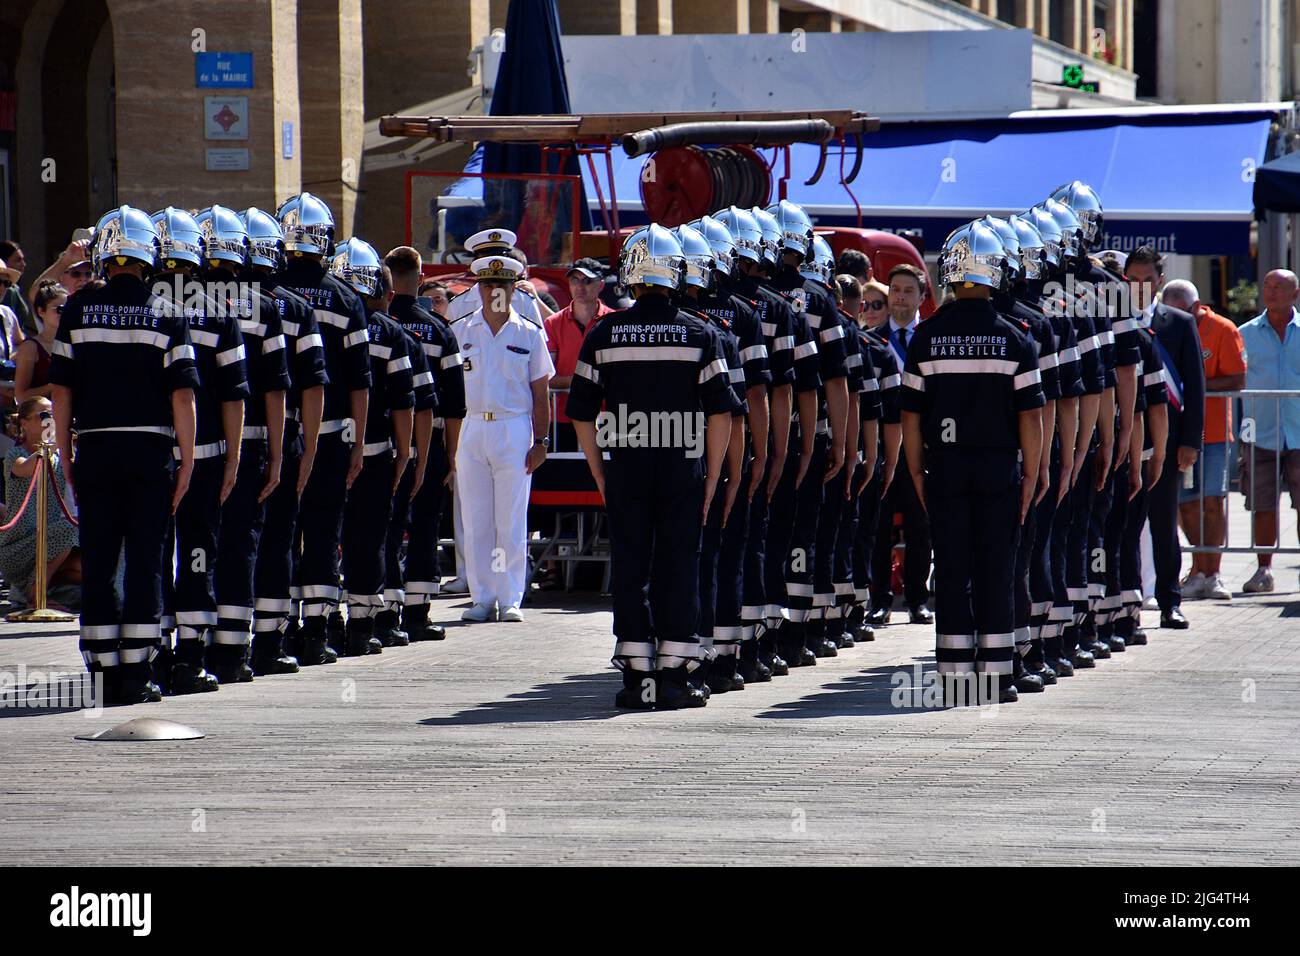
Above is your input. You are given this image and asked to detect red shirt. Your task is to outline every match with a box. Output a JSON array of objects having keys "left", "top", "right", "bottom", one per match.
[{"left": 545, "top": 301, "right": 611, "bottom": 422}]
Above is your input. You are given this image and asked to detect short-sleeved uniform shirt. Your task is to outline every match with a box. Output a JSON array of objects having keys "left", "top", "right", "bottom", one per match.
[
  {"left": 997, "top": 291, "right": 1059, "bottom": 403},
  {"left": 390, "top": 293, "right": 464, "bottom": 424},
  {"left": 544, "top": 301, "right": 611, "bottom": 422},
  {"left": 398, "top": 327, "right": 439, "bottom": 415},
  {"left": 698, "top": 287, "right": 771, "bottom": 399},
  {"left": 50, "top": 273, "right": 200, "bottom": 436},
  {"left": 261, "top": 276, "right": 329, "bottom": 419},
  {"left": 362, "top": 310, "right": 417, "bottom": 453},
  {"left": 733, "top": 273, "right": 801, "bottom": 393},
  {"left": 565, "top": 293, "right": 735, "bottom": 464},
  {"left": 280, "top": 257, "right": 371, "bottom": 429},
  {"left": 157, "top": 281, "right": 250, "bottom": 450},
  {"left": 770, "top": 267, "right": 844, "bottom": 435},
  {"left": 230, "top": 285, "right": 293, "bottom": 433},
  {"left": 452, "top": 307, "right": 553, "bottom": 418},
  {"left": 1194, "top": 305, "right": 1246, "bottom": 444},
  {"left": 900, "top": 297, "right": 1045, "bottom": 449},
  {"left": 448, "top": 284, "right": 548, "bottom": 344},
  {"left": 845, "top": 315, "right": 882, "bottom": 428}
]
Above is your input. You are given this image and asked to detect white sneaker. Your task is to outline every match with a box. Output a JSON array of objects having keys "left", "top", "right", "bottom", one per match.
[
  {"left": 443, "top": 577, "right": 469, "bottom": 595},
  {"left": 1242, "top": 567, "right": 1275, "bottom": 594},
  {"left": 499, "top": 606, "right": 524, "bottom": 623},
  {"left": 1202, "top": 574, "right": 1232, "bottom": 600},
  {"left": 461, "top": 602, "right": 496, "bottom": 623},
  {"left": 1181, "top": 572, "right": 1207, "bottom": 599}
]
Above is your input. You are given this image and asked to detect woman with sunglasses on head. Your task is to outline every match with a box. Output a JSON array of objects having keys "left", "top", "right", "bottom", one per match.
[
  {"left": 0, "top": 396, "right": 81, "bottom": 610},
  {"left": 14, "top": 281, "right": 67, "bottom": 403}
]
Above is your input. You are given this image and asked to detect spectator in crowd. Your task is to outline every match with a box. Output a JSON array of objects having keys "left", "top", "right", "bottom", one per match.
[
  {"left": 27, "top": 240, "right": 92, "bottom": 322},
  {"left": 1237, "top": 269, "right": 1300, "bottom": 594},
  {"left": 417, "top": 278, "right": 451, "bottom": 317},
  {"left": 861, "top": 278, "right": 889, "bottom": 327},
  {"left": 0, "top": 396, "right": 80, "bottom": 609},
  {"left": 544, "top": 258, "right": 611, "bottom": 448},
  {"left": 0, "top": 240, "right": 33, "bottom": 336},
  {"left": 837, "top": 248, "right": 872, "bottom": 290},
  {"left": 537, "top": 291, "right": 559, "bottom": 313},
  {"left": 14, "top": 281, "right": 66, "bottom": 402},
  {"left": 868, "top": 262, "right": 933, "bottom": 626},
  {"left": 1126, "top": 246, "right": 1204, "bottom": 628},
  {"left": 1162, "top": 279, "right": 1245, "bottom": 601},
  {"left": 0, "top": 256, "right": 23, "bottom": 366}
]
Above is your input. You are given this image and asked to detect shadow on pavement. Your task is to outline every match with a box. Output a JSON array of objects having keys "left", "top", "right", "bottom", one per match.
[
  {"left": 419, "top": 671, "right": 627, "bottom": 725},
  {"left": 755, "top": 657, "right": 959, "bottom": 719}
]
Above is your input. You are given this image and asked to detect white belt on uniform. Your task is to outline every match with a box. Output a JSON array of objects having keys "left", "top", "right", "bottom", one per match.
[
  {"left": 318, "top": 418, "right": 351, "bottom": 435},
  {"left": 242, "top": 425, "right": 268, "bottom": 441},
  {"left": 175, "top": 440, "right": 227, "bottom": 461},
  {"left": 80, "top": 425, "right": 176, "bottom": 439},
  {"left": 431, "top": 417, "right": 446, "bottom": 429},
  {"left": 363, "top": 439, "right": 393, "bottom": 457},
  {"left": 468, "top": 411, "right": 527, "bottom": 422}
]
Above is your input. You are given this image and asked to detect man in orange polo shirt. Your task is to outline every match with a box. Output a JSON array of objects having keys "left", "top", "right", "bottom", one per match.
[
  {"left": 545, "top": 258, "right": 612, "bottom": 449},
  {"left": 1166, "top": 280, "right": 1246, "bottom": 600}
]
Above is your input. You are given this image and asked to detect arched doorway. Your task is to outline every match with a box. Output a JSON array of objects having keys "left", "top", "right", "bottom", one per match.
[{"left": 2, "top": 0, "right": 115, "bottom": 264}]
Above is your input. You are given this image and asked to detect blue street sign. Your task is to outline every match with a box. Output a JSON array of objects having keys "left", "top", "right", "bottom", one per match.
[{"left": 196, "top": 52, "right": 253, "bottom": 89}]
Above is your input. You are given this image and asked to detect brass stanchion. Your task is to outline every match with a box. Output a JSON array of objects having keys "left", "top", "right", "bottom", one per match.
[{"left": 8, "top": 442, "right": 76, "bottom": 623}]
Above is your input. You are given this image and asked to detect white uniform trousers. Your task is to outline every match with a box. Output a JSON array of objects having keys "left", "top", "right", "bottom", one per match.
[{"left": 455, "top": 415, "right": 533, "bottom": 608}]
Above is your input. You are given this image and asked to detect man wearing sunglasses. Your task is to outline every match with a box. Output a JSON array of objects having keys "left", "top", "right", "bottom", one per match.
[{"left": 544, "top": 258, "right": 611, "bottom": 450}]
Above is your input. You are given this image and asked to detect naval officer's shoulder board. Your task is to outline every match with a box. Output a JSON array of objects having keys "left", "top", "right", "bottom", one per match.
[
  {"left": 49, "top": 274, "right": 201, "bottom": 435},
  {"left": 900, "top": 299, "right": 1046, "bottom": 449}
]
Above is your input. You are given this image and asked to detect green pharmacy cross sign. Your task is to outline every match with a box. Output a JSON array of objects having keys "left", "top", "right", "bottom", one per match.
[{"left": 1061, "top": 64, "right": 1100, "bottom": 94}]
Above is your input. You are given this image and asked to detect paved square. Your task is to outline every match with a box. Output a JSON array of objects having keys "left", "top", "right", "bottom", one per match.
[{"left": 2, "top": 509, "right": 1298, "bottom": 866}]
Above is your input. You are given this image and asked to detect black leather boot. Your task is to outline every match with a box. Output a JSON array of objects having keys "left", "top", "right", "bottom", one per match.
[
  {"left": 170, "top": 638, "right": 220, "bottom": 694},
  {"left": 250, "top": 629, "right": 300, "bottom": 676},
  {"left": 374, "top": 609, "right": 409, "bottom": 647},
  {"left": 344, "top": 617, "right": 382, "bottom": 657},
  {"left": 297, "top": 617, "right": 338, "bottom": 666},
  {"left": 325, "top": 612, "right": 347, "bottom": 657},
  {"left": 614, "top": 670, "right": 655, "bottom": 710},
  {"left": 737, "top": 640, "right": 771, "bottom": 683},
  {"left": 110, "top": 662, "right": 164, "bottom": 705},
  {"left": 401, "top": 603, "right": 446, "bottom": 641},
  {"left": 656, "top": 666, "right": 708, "bottom": 710},
  {"left": 805, "top": 617, "right": 838, "bottom": 658}
]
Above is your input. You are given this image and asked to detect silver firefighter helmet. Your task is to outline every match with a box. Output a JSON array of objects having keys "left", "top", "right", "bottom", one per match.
[
  {"left": 691, "top": 215, "right": 737, "bottom": 277},
  {"left": 764, "top": 199, "right": 814, "bottom": 257},
  {"left": 239, "top": 207, "right": 286, "bottom": 270},
  {"left": 939, "top": 220, "right": 1006, "bottom": 290},
  {"left": 329, "top": 237, "right": 384, "bottom": 297},
  {"left": 673, "top": 223, "right": 714, "bottom": 290},
  {"left": 979, "top": 215, "right": 1022, "bottom": 285},
  {"left": 749, "top": 206, "right": 782, "bottom": 266},
  {"left": 1049, "top": 181, "right": 1103, "bottom": 246},
  {"left": 1007, "top": 214, "right": 1046, "bottom": 280},
  {"left": 195, "top": 205, "right": 250, "bottom": 268},
  {"left": 90, "top": 205, "right": 161, "bottom": 274},
  {"left": 150, "top": 206, "right": 205, "bottom": 270},
  {"left": 276, "top": 191, "right": 335, "bottom": 257},
  {"left": 619, "top": 223, "right": 685, "bottom": 292},
  {"left": 712, "top": 206, "right": 763, "bottom": 265},
  {"left": 1023, "top": 205, "right": 1065, "bottom": 269}
]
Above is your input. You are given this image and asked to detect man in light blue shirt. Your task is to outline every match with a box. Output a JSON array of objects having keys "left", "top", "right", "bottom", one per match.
[{"left": 1238, "top": 269, "right": 1300, "bottom": 593}]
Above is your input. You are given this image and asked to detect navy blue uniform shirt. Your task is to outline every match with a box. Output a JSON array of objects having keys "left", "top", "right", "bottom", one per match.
[
  {"left": 900, "top": 297, "right": 1046, "bottom": 449},
  {"left": 390, "top": 293, "right": 465, "bottom": 421},
  {"left": 363, "top": 310, "right": 417, "bottom": 448},
  {"left": 281, "top": 256, "right": 371, "bottom": 426},
  {"left": 565, "top": 293, "right": 735, "bottom": 460},
  {"left": 259, "top": 274, "right": 329, "bottom": 416},
  {"left": 50, "top": 273, "right": 201, "bottom": 435}
]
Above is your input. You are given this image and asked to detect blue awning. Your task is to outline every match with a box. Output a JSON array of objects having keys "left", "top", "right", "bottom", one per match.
[
  {"left": 577, "top": 107, "right": 1278, "bottom": 255},
  {"left": 1254, "top": 148, "right": 1300, "bottom": 213}
]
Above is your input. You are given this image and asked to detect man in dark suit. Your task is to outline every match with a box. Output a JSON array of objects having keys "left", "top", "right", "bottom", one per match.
[{"left": 1125, "top": 246, "right": 1205, "bottom": 629}]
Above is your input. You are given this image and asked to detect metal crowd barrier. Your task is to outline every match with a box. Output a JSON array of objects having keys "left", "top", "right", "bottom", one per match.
[{"left": 1184, "top": 388, "right": 1300, "bottom": 555}]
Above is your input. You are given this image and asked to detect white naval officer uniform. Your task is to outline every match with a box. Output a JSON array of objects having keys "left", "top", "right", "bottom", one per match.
[{"left": 452, "top": 305, "right": 554, "bottom": 611}]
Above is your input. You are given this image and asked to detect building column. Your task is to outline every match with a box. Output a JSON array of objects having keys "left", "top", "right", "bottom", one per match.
[
  {"left": 637, "top": 0, "right": 673, "bottom": 34},
  {"left": 675, "top": 0, "right": 747, "bottom": 33},
  {"left": 106, "top": 0, "right": 301, "bottom": 215},
  {"left": 749, "top": 0, "right": 778, "bottom": 33},
  {"left": 1065, "top": 0, "right": 1086, "bottom": 53},
  {"left": 297, "top": 0, "right": 363, "bottom": 238},
  {"left": 1014, "top": 0, "right": 1037, "bottom": 32},
  {"left": 556, "top": 0, "right": 635, "bottom": 34}
]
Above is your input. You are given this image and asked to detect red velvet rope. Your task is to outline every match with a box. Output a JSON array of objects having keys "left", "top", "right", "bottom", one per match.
[
  {"left": 46, "top": 457, "right": 78, "bottom": 527},
  {"left": 0, "top": 456, "right": 44, "bottom": 533}
]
